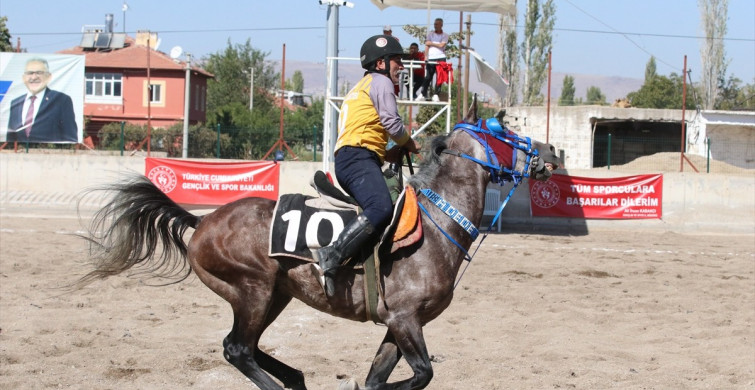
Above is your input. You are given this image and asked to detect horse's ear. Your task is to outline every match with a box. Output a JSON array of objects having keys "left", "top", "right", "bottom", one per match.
[{"left": 462, "top": 94, "right": 479, "bottom": 124}]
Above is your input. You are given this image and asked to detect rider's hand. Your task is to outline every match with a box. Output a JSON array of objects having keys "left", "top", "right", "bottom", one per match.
[
  {"left": 384, "top": 145, "right": 403, "bottom": 164},
  {"left": 403, "top": 139, "right": 421, "bottom": 154}
]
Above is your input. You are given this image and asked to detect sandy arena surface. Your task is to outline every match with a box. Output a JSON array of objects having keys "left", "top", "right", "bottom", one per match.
[{"left": 0, "top": 212, "right": 753, "bottom": 389}]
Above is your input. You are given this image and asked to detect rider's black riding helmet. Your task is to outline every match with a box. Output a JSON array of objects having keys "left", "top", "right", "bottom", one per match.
[{"left": 360, "top": 35, "right": 403, "bottom": 74}]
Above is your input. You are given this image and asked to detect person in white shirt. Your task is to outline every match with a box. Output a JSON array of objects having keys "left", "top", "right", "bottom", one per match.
[
  {"left": 418, "top": 18, "right": 448, "bottom": 101},
  {"left": 383, "top": 24, "right": 397, "bottom": 41}
]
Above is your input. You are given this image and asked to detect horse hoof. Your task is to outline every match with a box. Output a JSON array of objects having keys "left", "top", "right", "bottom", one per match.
[{"left": 337, "top": 378, "right": 359, "bottom": 390}]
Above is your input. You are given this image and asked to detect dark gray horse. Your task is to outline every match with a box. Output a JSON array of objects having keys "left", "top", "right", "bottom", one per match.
[{"left": 79, "top": 99, "right": 561, "bottom": 389}]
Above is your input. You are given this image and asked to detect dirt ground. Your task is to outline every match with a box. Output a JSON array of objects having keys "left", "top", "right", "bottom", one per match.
[{"left": 0, "top": 214, "right": 753, "bottom": 390}]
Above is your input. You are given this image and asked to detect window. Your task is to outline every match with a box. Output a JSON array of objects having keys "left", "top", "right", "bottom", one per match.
[
  {"left": 201, "top": 85, "right": 206, "bottom": 111},
  {"left": 85, "top": 73, "right": 122, "bottom": 103},
  {"left": 142, "top": 80, "right": 166, "bottom": 107},
  {"left": 194, "top": 84, "right": 199, "bottom": 111},
  {"left": 150, "top": 83, "right": 162, "bottom": 104}
]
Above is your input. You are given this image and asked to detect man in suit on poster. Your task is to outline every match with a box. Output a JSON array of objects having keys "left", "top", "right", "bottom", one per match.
[{"left": 6, "top": 57, "right": 78, "bottom": 143}]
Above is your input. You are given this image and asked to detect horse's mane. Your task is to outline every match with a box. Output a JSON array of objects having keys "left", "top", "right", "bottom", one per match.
[{"left": 408, "top": 134, "right": 449, "bottom": 190}]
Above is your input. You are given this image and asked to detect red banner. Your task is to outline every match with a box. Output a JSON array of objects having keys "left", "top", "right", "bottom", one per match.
[
  {"left": 145, "top": 158, "right": 280, "bottom": 206},
  {"left": 529, "top": 174, "right": 663, "bottom": 219}
]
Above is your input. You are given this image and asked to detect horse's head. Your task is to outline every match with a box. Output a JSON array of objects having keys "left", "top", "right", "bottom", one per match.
[{"left": 460, "top": 95, "right": 561, "bottom": 182}]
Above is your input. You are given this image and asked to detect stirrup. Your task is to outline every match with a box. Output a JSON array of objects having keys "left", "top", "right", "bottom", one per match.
[{"left": 309, "top": 263, "right": 336, "bottom": 297}]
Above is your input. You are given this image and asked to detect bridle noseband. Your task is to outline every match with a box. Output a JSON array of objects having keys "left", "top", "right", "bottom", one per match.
[{"left": 446, "top": 119, "right": 540, "bottom": 185}]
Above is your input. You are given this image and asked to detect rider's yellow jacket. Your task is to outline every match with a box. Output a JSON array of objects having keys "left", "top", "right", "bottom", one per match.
[{"left": 335, "top": 72, "right": 411, "bottom": 163}]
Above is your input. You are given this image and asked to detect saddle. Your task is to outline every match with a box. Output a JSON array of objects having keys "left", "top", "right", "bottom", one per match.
[
  {"left": 268, "top": 170, "right": 422, "bottom": 261},
  {"left": 305, "top": 170, "right": 422, "bottom": 324}
]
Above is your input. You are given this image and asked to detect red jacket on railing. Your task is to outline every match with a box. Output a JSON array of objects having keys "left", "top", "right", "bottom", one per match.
[{"left": 435, "top": 62, "right": 454, "bottom": 87}]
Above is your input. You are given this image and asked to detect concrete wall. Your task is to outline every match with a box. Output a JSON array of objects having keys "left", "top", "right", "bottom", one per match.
[
  {"left": 503, "top": 107, "right": 755, "bottom": 171},
  {"left": 488, "top": 169, "right": 754, "bottom": 234},
  {"left": 504, "top": 106, "right": 684, "bottom": 169},
  {"left": 1, "top": 152, "right": 753, "bottom": 234}
]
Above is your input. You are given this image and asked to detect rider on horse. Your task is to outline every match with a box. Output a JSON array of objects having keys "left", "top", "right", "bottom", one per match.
[{"left": 313, "top": 35, "right": 421, "bottom": 297}]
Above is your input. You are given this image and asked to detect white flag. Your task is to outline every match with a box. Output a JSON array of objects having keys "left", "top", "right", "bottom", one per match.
[{"left": 469, "top": 49, "right": 509, "bottom": 99}]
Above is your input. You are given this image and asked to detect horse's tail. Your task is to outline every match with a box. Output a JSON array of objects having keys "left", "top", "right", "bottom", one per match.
[{"left": 76, "top": 174, "right": 202, "bottom": 287}]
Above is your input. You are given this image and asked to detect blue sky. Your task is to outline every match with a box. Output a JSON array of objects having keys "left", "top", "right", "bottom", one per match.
[{"left": 2, "top": 0, "right": 754, "bottom": 84}]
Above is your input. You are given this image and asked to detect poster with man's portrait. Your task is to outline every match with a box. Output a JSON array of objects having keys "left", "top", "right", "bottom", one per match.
[{"left": 0, "top": 53, "right": 85, "bottom": 144}]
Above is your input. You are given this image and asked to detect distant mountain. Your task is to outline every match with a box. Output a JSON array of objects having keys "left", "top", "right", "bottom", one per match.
[
  {"left": 287, "top": 60, "right": 643, "bottom": 104},
  {"left": 547, "top": 72, "right": 644, "bottom": 103}
]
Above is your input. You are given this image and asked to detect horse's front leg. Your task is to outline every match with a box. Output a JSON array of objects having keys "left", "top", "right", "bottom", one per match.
[
  {"left": 364, "top": 330, "right": 402, "bottom": 386},
  {"left": 364, "top": 320, "right": 433, "bottom": 390}
]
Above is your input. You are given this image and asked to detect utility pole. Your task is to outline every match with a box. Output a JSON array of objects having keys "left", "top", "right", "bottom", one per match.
[
  {"left": 122, "top": 1, "right": 128, "bottom": 33},
  {"left": 320, "top": 0, "right": 354, "bottom": 171},
  {"left": 182, "top": 53, "right": 192, "bottom": 158},
  {"left": 249, "top": 67, "right": 254, "bottom": 110},
  {"left": 463, "top": 14, "right": 472, "bottom": 115}
]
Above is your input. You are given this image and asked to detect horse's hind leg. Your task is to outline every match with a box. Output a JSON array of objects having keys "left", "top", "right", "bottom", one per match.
[
  {"left": 223, "top": 293, "right": 306, "bottom": 390},
  {"left": 256, "top": 293, "right": 306, "bottom": 389},
  {"left": 223, "top": 331, "right": 282, "bottom": 389},
  {"left": 255, "top": 347, "right": 306, "bottom": 390}
]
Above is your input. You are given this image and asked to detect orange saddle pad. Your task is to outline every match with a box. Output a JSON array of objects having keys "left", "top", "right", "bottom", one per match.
[{"left": 391, "top": 186, "right": 422, "bottom": 252}]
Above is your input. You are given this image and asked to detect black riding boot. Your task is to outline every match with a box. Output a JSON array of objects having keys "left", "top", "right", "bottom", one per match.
[{"left": 313, "top": 214, "right": 375, "bottom": 297}]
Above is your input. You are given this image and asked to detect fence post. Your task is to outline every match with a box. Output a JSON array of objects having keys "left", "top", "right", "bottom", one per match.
[
  {"left": 313, "top": 125, "right": 317, "bottom": 162},
  {"left": 706, "top": 137, "right": 711, "bottom": 173},
  {"left": 607, "top": 133, "right": 612, "bottom": 170},
  {"left": 120, "top": 121, "right": 125, "bottom": 156},
  {"left": 216, "top": 123, "right": 221, "bottom": 158}
]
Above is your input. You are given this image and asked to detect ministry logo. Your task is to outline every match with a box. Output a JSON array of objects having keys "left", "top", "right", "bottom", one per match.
[
  {"left": 531, "top": 180, "right": 560, "bottom": 209},
  {"left": 147, "top": 165, "right": 177, "bottom": 193}
]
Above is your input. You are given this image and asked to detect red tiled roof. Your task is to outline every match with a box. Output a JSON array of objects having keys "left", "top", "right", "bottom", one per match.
[{"left": 58, "top": 37, "right": 213, "bottom": 78}]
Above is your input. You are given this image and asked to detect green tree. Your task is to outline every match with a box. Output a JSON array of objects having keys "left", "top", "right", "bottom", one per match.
[
  {"left": 521, "top": 0, "right": 555, "bottom": 106},
  {"left": 627, "top": 73, "right": 695, "bottom": 109},
  {"left": 414, "top": 105, "right": 446, "bottom": 137},
  {"left": 558, "top": 75, "right": 575, "bottom": 106},
  {"left": 202, "top": 39, "right": 286, "bottom": 159},
  {"left": 586, "top": 86, "right": 606, "bottom": 105},
  {"left": 499, "top": 12, "right": 519, "bottom": 107},
  {"left": 284, "top": 97, "right": 324, "bottom": 147},
  {"left": 699, "top": 0, "right": 729, "bottom": 109},
  {"left": 339, "top": 80, "right": 352, "bottom": 96},
  {"left": 414, "top": 83, "right": 497, "bottom": 137},
  {"left": 717, "top": 76, "right": 755, "bottom": 110},
  {"left": 204, "top": 39, "right": 278, "bottom": 118},
  {"left": 286, "top": 70, "right": 304, "bottom": 93},
  {"left": 0, "top": 16, "right": 12, "bottom": 52},
  {"left": 644, "top": 56, "right": 657, "bottom": 82}
]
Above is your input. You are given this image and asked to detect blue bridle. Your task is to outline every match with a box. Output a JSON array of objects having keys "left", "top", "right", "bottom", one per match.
[
  {"left": 451, "top": 118, "right": 543, "bottom": 238},
  {"left": 449, "top": 118, "right": 539, "bottom": 185},
  {"left": 417, "top": 118, "right": 544, "bottom": 286}
]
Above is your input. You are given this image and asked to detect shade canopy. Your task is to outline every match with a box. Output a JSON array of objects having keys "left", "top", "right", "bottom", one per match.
[{"left": 369, "top": 0, "right": 516, "bottom": 15}]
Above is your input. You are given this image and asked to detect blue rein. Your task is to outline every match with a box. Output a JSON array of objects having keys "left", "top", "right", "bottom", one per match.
[
  {"left": 451, "top": 120, "right": 538, "bottom": 185},
  {"left": 444, "top": 120, "right": 540, "bottom": 234},
  {"left": 416, "top": 119, "right": 542, "bottom": 288},
  {"left": 416, "top": 119, "right": 542, "bottom": 286}
]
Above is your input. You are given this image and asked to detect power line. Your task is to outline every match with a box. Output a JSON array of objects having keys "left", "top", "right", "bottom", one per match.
[
  {"left": 15, "top": 23, "right": 754, "bottom": 42},
  {"left": 476, "top": 22, "right": 754, "bottom": 43},
  {"left": 562, "top": 0, "right": 685, "bottom": 73}
]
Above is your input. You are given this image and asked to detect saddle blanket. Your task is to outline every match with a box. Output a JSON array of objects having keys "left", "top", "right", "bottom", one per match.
[{"left": 269, "top": 194, "right": 357, "bottom": 261}]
